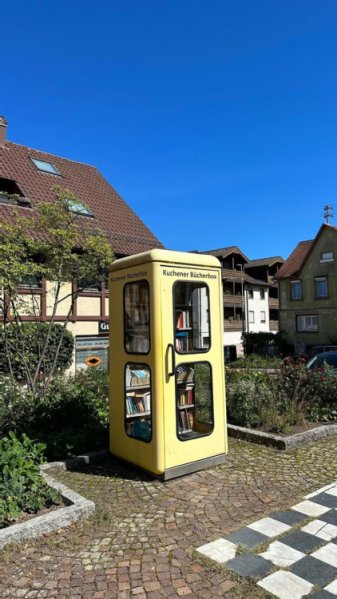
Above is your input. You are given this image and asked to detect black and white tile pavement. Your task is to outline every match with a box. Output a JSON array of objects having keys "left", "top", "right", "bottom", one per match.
[{"left": 197, "top": 481, "right": 337, "bottom": 599}]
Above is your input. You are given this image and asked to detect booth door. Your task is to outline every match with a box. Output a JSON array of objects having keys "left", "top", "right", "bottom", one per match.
[{"left": 162, "top": 276, "right": 215, "bottom": 467}]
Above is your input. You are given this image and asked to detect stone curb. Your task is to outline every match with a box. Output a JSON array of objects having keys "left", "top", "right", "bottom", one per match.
[
  {"left": 0, "top": 450, "right": 108, "bottom": 550},
  {"left": 227, "top": 422, "right": 337, "bottom": 449}
]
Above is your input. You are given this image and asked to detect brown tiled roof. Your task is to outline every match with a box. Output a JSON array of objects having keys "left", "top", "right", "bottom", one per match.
[
  {"left": 275, "top": 240, "right": 313, "bottom": 279},
  {"left": 201, "top": 246, "right": 249, "bottom": 262},
  {"left": 275, "top": 224, "right": 337, "bottom": 280},
  {"left": 0, "top": 141, "right": 163, "bottom": 256},
  {"left": 246, "top": 256, "right": 284, "bottom": 268}
]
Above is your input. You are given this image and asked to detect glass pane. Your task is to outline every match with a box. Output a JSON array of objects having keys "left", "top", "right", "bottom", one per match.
[
  {"left": 125, "top": 363, "right": 151, "bottom": 442},
  {"left": 176, "top": 362, "right": 213, "bottom": 440},
  {"left": 124, "top": 280, "right": 150, "bottom": 354},
  {"left": 31, "top": 158, "right": 60, "bottom": 175},
  {"left": 174, "top": 283, "right": 210, "bottom": 353}
]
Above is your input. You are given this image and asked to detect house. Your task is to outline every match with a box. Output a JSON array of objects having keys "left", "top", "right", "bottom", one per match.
[
  {"left": 0, "top": 116, "right": 163, "bottom": 370},
  {"left": 275, "top": 224, "right": 337, "bottom": 354},
  {"left": 199, "top": 247, "right": 284, "bottom": 356}
]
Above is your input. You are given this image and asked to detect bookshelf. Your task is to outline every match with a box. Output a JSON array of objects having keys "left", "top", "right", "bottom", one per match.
[
  {"left": 124, "top": 280, "right": 150, "bottom": 353},
  {"left": 125, "top": 365, "right": 151, "bottom": 441}
]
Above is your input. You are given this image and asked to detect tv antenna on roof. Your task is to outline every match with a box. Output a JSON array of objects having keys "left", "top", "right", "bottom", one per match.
[{"left": 324, "top": 205, "right": 333, "bottom": 223}]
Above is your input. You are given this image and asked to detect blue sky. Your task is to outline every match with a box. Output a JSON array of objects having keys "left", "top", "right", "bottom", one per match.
[{"left": 3, "top": 0, "right": 337, "bottom": 260}]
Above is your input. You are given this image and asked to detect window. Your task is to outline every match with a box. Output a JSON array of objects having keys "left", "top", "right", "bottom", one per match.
[
  {"left": 249, "top": 310, "right": 255, "bottom": 323},
  {"left": 0, "top": 177, "right": 30, "bottom": 206},
  {"left": 174, "top": 282, "right": 210, "bottom": 353},
  {"left": 260, "top": 311, "right": 266, "bottom": 323},
  {"left": 248, "top": 289, "right": 253, "bottom": 299},
  {"left": 321, "top": 252, "right": 334, "bottom": 263},
  {"left": 30, "top": 157, "right": 60, "bottom": 175},
  {"left": 19, "top": 274, "right": 42, "bottom": 289},
  {"left": 125, "top": 363, "right": 151, "bottom": 442},
  {"left": 124, "top": 280, "right": 150, "bottom": 354},
  {"left": 290, "top": 280, "right": 302, "bottom": 300},
  {"left": 315, "top": 277, "right": 328, "bottom": 298},
  {"left": 176, "top": 362, "right": 213, "bottom": 440},
  {"left": 66, "top": 198, "right": 93, "bottom": 217},
  {"left": 297, "top": 315, "right": 318, "bottom": 332},
  {"left": 260, "top": 289, "right": 265, "bottom": 300}
]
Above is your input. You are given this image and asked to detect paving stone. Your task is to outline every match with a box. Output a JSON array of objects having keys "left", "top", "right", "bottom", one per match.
[
  {"left": 290, "top": 555, "right": 337, "bottom": 586},
  {"left": 280, "top": 530, "right": 325, "bottom": 553},
  {"left": 312, "top": 542, "right": 337, "bottom": 567},
  {"left": 301, "top": 519, "right": 337, "bottom": 540},
  {"left": 226, "top": 554, "right": 273, "bottom": 578},
  {"left": 3, "top": 437, "right": 337, "bottom": 598},
  {"left": 247, "top": 516, "right": 290, "bottom": 537},
  {"left": 259, "top": 540, "right": 304, "bottom": 567},
  {"left": 324, "top": 579, "right": 337, "bottom": 594},
  {"left": 270, "top": 510, "right": 308, "bottom": 526},
  {"left": 292, "top": 500, "right": 331, "bottom": 517},
  {"left": 196, "top": 538, "right": 237, "bottom": 564},
  {"left": 320, "top": 509, "right": 337, "bottom": 526},
  {"left": 308, "top": 592, "right": 336, "bottom": 599},
  {"left": 257, "top": 570, "right": 313, "bottom": 599},
  {"left": 224, "top": 527, "right": 268, "bottom": 549},
  {"left": 312, "top": 493, "right": 337, "bottom": 508}
]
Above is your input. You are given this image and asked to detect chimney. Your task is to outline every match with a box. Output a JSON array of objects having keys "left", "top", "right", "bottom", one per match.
[{"left": 0, "top": 116, "right": 8, "bottom": 146}]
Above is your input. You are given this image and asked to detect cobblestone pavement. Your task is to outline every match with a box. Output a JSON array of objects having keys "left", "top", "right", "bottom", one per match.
[{"left": 1, "top": 437, "right": 337, "bottom": 599}]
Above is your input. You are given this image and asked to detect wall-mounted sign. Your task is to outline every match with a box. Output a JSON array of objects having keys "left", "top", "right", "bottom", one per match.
[{"left": 99, "top": 320, "right": 109, "bottom": 334}]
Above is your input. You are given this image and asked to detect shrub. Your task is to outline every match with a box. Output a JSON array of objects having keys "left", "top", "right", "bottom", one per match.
[
  {"left": 0, "top": 369, "right": 109, "bottom": 459},
  {"left": 0, "top": 322, "right": 74, "bottom": 381},
  {"left": 0, "top": 432, "right": 61, "bottom": 528}
]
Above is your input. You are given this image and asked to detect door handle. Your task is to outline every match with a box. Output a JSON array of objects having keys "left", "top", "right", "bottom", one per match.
[{"left": 168, "top": 343, "right": 176, "bottom": 377}]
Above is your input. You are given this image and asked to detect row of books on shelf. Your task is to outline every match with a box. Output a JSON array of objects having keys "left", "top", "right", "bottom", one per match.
[
  {"left": 176, "top": 308, "right": 191, "bottom": 329},
  {"left": 125, "top": 365, "right": 150, "bottom": 387},
  {"left": 126, "top": 391, "right": 151, "bottom": 415},
  {"left": 177, "top": 386, "right": 194, "bottom": 406},
  {"left": 175, "top": 331, "right": 192, "bottom": 352},
  {"left": 178, "top": 409, "right": 194, "bottom": 431}
]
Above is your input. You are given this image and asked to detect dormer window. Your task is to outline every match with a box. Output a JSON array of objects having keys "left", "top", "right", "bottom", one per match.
[
  {"left": 66, "top": 198, "right": 93, "bottom": 217},
  {"left": 30, "top": 157, "right": 60, "bottom": 175},
  {"left": 0, "top": 177, "right": 30, "bottom": 207}
]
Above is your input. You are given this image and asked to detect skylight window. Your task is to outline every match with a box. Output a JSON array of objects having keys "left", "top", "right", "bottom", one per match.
[
  {"left": 66, "top": 198, "right": 93, "bottom": 217},
  {"left": 31, "top": 157, "right": 60, "bottom": 175}
]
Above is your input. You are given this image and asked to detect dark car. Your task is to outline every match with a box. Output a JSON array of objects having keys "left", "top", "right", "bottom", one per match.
[{"left": 305, "top": 352, "right": 337, "bottom": 374}]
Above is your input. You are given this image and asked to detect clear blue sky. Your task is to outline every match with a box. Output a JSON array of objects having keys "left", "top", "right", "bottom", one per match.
[{"left": 3, "top": 1, "right": 337, "bottom": 260}]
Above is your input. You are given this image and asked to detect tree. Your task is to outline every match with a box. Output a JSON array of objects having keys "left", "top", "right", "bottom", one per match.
[{"left": 0, "top": 187, "right": 114, "bottom": 394}]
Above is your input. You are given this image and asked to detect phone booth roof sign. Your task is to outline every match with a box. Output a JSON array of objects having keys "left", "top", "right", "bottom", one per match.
[{"left": 109, "top": 249, "right": 221, "bottom": 272}]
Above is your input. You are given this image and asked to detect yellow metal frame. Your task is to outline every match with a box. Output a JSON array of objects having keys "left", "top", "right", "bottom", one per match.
[{"left": 109, "top": 249, "right": 227, "bottom": 479}]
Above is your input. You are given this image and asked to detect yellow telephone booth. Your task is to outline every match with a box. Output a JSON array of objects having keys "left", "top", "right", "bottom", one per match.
[{"left": 108, "top": 249, "right": 227, "bottom": 480}]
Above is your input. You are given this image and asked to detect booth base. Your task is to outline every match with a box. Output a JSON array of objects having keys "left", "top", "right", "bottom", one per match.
[{"left": 161, "top": 453, "right": 227, "bottom": 481}]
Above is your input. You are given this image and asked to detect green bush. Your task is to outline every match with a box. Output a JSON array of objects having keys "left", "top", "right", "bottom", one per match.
[
  {"left": 230, "top": 354, "right": 282, "bottom": 369},
  {"left": 0, "top": 322, "right": 74, "bottom": 381},
  {"left": 226, "top": 360, "right": 337, "bottom": 432},
  {"left": 0, "top": 432, "right": 61, "bottom": 528},
  {"left": 0, "top": 369, "right": 109, "bottom": 459}
]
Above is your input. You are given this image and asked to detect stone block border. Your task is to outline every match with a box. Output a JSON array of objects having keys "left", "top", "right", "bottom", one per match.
[
  {"left": 228, "top": 423, "right": 337, "bottom": 449},
  {"left": 0, "top": 450, "right": 109, "bottom": 550}
]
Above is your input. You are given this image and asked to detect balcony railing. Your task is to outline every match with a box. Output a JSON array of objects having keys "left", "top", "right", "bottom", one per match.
[
  {"left": 224, "top": 318, "right": 243, "bottom": 331},
  {"left": 269, "top": 320, "right": 279, "bottom": 331}
]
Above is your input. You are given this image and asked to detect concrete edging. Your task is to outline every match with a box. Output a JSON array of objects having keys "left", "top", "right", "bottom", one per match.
[
  {"left": 0, "top": 450, "right": 109, "bottom": 550},
  {"left": 227, "top": 422, "right": 337, "bottom": 449}
]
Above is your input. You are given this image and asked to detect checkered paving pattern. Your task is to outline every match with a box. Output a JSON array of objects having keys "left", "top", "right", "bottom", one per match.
[{"left": 197, "top": 481, "right": 337, "bottom": 599}]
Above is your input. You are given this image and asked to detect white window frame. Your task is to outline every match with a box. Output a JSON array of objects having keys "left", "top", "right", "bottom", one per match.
[
  {"left": 320, "top": 251, "right": 334, "bottom": 263},
  {"left": 297, "top": 315, "right": 318, "bottom": 332},
  {"left": 290, "top": 280, "right": 302, "bottom": 300},
  {"left": 315, "top": 277, "right": 328, "bottom": 298},
  {"left": 260, "top": 310, "right": 266, "bottom": 323},
  {"left": 248, "top": 310, "right": 255, "bottom": 323}
]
